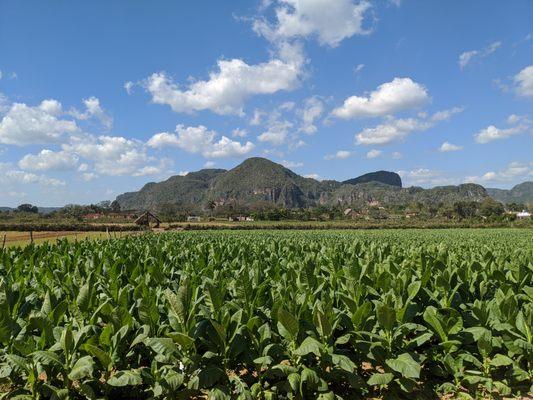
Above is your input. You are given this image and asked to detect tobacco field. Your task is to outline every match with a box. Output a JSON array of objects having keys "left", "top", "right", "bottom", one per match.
[{"left": 0, "top": 229, "right": 532, "bottom": 399}]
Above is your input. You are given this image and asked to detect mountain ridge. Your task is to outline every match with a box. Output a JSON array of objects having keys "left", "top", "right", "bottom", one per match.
[
  {"left": 115, "top": 157, "right": 494, "bottom": 211},
  {"left": 486, "top": 182, "right": 533, "bottom": 205}
]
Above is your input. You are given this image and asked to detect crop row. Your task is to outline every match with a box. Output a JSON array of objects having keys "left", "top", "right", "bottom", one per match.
[{"left": 0, "top": 229, "right": 532, "bottom": 399}]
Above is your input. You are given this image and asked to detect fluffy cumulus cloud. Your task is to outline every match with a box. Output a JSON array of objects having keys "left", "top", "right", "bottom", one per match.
[
  {"left": 324, "top": 150, "right": 352, "bottom": 160},
  {"left": 332, "top": 78, "right": 429, "bottom": 119},
  {"left": 514, "top": 65, "right": 533, "bottom": 97},
  {"left": 63, "top": 135, "right": 154, "bottom": 176},
  {"left": 465, "top": 161, "right": 533, "bottom": 184},
  {"left": 366, "top": 149, "right": 382, "bottom": 159},
  {"left": 257, "top": 110, "right": 294, "bottom": 146},
  {"left": 474, "top": 114, "right": 532, "bottom": 144},
  {"left": 148, "top": 124, "right": 255, "bottom": 158},
  {"left": 0, "top": 100, "right": 79, "bottom": 145},
  {"left": 144, "top": 47, "right": 303, "bottom": 116},
  {"left": 297, "top": 96, "right": 324, "bottom": 134},
  {"left": 0, "top": 163, "right": 65, "bottom": 187},
  {"left": 281, "top": 160, "right": 303, "bottom": 168},
  {"left": 69, "top": 97, "right": 113, "bottom": 130},
  {"left": 253, "top": 0, "right": 372, "bottom": 47},
  {"left": 458, "top": 41, "right": 501, "bottom": 69},
  {"left": 355, "top": 108, "right": 462, "bottom": 145},
  {"left": 439, "top": 141, "right": 463, "bottom": 152},
  {"left": 18, "top": 149, "right": 79, "bottom": 171}
]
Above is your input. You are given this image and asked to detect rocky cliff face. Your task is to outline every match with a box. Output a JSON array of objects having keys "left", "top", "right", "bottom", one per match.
[{"left": 115, "top": 157, "right": 489, "bottom": 211}]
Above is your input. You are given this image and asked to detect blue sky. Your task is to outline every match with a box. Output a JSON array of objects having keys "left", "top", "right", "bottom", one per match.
[{"left": 0, "top": 0, "right": 531, "bottom": 206}]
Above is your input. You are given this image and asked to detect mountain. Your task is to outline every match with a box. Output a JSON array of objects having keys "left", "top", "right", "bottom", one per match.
[
  {"left": 343, "top": 170, "right": 402, "bottom": 187},
  {"left": 115, "top": 157, "right": 489, "bottom": 211},
  {"left": 486, "top": 182, "right": 533, "bottom": 205},
  {"left": 116, "top": 169, "right": 226, "bottom": 210}
]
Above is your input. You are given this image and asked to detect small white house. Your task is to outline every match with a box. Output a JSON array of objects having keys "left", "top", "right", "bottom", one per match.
[{"left": 517, "top": 210, "right": 531, "bottom": 219}]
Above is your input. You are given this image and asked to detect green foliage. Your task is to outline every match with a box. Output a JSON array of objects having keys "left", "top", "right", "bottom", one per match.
[{"left": 0, "top": 229, "right": 531, "bottom": 399}]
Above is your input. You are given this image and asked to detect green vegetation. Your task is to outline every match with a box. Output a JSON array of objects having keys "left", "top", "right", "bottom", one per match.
[
  {"left": 487, "top": 182, "right": 533, "bottom": 206},
  {"left": 115, "top": 157, "right": 491, "bottom": 212},
  {"left": 1, "top": 229, "right": 532, "bottom": 399},
  {"left": 342, "top": 170, "right": 402, "bottom": 187}
]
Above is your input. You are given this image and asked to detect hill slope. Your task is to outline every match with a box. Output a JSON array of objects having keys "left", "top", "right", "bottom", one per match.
[
  {"left": 115, "top": 157, "right": 489, "bottom": 211},
  {"left": 343, "top": 170, "right": 402, "bottom": 187},
  {"left": 486, "top": 182, "right": 533, "bottom": 205}
]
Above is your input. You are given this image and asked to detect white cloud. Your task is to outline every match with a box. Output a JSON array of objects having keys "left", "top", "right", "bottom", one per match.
[
  {"left": 439, "top": 141, "right": 463, "bottom": 152},
  {"left": 474, "top": 125, "right": 520, "bottom": 144},
  {"left": 474, "top": 115, "right": 532, "bottom": 144},
  {"left": 132, "top": 166, "right": 164, "bottom": 177},
  {"left": 69, "top": 97, "right": 113, "bottom": 130},
  {"left": 458, "top": 41, "right": 501, "bottom": 69},
  {"left": 82, "top": 172, "right": 98, "bottom": 182},
  {"left": 355, "top": 108, "right": 462, "bottom": 145},
  {"left": 431, "top": 107, "right": 464, "bottom": 122},
  {"left": 147, "top": 124, "right": 255, "bottom": 158},
  {"left": 392, "top": 151, "right": 402, "bottom": 159},
  {"left": 0, "top": 100, "right": 79, "bottom": 145},
  {"left": 281, "top": 160, "right": 303, "bottom": 168},
  {"left": 250, "top": 109, "right": 266, "bottom": 126},
  {"left": 64, "top": 135, "right": 152, "bottom": 176},
  {"left": 204, "top": 161, "right": 216, "bottom": 168},
  {"left": 304, "top": 173, "right": 321, "bottom": 180},
  {"left": 324, "top": 150, "right": 352, "bottom": 160},
  {"left": 178, "top": 170, "right": 190, "bottom": 176},
  {"left": 398, "top": 168, "right": 455, "bottom": 187},
  {"left": 465, "top": 162, "right": 532, "bottom": 184},
  {"left": 18, "top": 149, "right": 79, "bottom": 171},
  {"left": 257, "top": 112, "right": 293, "bottom": 145},
  {"left": 124, "top": 81, "right": 134, "bottom": 95},
  {"left": 514, "top": 65, "right": 533, "bottom": 97},
  {"left": 0, "top": 164, "right": 66, "bottom": 187},
  {"left": 366, "top": 149, "right": 382, "bottom": 159},
  {"left": 144, "top": 45, "right": 304, "bottom": 116},
  {"left": 332, "top": 78, "right": 429, "bottom": 119},
  {"left": 253, "top": 0, "right": 372, "bottom": 47},
  {"left": 232, "top": 128, "right": 248, "bottom": 138},
  {"left": 298, "top": 96, "right": 324, "bottom": 134},
  {"left": 353, "top": 64, "right": 365, "bottom": 74}
]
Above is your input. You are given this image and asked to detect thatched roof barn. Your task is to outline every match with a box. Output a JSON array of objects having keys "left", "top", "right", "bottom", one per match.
[{"left": 134, "top": 211, "right": 161, "bottom": 228}]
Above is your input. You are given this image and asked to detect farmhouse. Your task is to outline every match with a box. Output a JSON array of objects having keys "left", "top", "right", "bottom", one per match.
[{"left": 517, "top": 210, "right": 531, "bottom": 219}]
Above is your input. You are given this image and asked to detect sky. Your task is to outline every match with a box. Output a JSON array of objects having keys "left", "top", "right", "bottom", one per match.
[{"left": 0, "top": 0, "right": 532, "bottom": 207}]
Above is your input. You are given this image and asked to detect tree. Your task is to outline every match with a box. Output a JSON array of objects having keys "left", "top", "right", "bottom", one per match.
[
  {"left": 479, "top": 198, "right": 504, "bottom": 217},
  {"left": 206, "top": 200, "right": 216, "bottom": 216},
  {"left": 453, "top": 201, "right": 479, "bottom": 219},
  {"left": 17, "top": 203, "right": 39, "bottom": 213}
]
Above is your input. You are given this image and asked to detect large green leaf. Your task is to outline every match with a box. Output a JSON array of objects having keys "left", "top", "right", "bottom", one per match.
[
  {"left": 107, "top": 370, "right": 143, "bottom": 386},
  {"left": 294, "top": 336, "right": 322, "bottom": 356},
  {"left": 367, "top": 372, "right": 394, "bottom": 386},
  {"left": 68, "top": 356, "right": 94, "bottom": 381},
  {"left": 385, "top": 353, "right": 421, "bottom": 379},
  {"left": 277, "top": 308, "right": 299, "bottom": 341}
]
